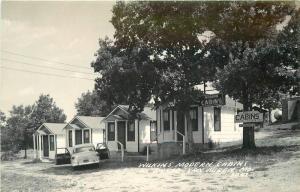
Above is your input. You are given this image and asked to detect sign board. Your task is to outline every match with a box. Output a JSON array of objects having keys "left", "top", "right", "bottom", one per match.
[
  {"left": 198, "top": 94, "right": 225, "bottom": 107},
  {"left": 239, "top": 123, "right": 256, "bottom": 127},
  {"left": 235, "top": 111, "right": 263, "bottom": 123}
]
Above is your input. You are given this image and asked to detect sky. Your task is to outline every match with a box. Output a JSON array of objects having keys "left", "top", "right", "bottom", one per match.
[{"left": 1, "top": 1, "right": 116, "bottom": 120}]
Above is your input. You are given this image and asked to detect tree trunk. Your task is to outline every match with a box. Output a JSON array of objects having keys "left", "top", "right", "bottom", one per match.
[
  {"left": 24, "top": 146, "right": 27, "bottom": 159},
  {"left": 185, "top": 110, "right": 194, "bottom": 153},
  {"left": 268, "top": 108, "right": 272, "bottom": 124},
  {"left": 242, "top": 98, "right": 256, "bottom": 149}
]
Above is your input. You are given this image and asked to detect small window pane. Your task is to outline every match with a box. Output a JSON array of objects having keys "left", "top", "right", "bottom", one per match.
[
  {"left": 150, "top": 121, "right": 157, "bottom": 142},
  {"left": 84, "top": 130, "right": 90, "bottom": 143},
  {"left": 127, "top": 121, "right": 135, "bottom": 141},
  {"left": 163, "top": 110, "right": 170, "bottom": 131},
  {"left": 69, "top": 130, "right": 72, "bottom": 147},
  {"left": 50, "top": 135, "right": 54, "bottom": 151},
  {"left": 214, "top": 107, "right": 221, "bottom": 131},
  {"left": 190, "top": 107, "right": 198, "bottom": 131},
  {"left": 108, "top": 122, "right": 115, "bottom": 141}
]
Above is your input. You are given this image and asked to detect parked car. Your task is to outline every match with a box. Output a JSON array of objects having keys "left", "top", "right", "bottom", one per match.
[
  {"left": 55, "top": 148, "right": 71, "bottom": 165},
  {"left": 71, "top": 144, "right": 100, "bottom": 168},
  {"left": 95, "top": 143, "right": 110, "bottom": 159}
]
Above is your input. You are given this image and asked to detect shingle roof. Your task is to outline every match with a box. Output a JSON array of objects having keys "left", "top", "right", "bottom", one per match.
[
  {"left": 103, "top": 105, "right": 156, "bottom": 121},
  {"left": 76, "top": 116, "right": 105, "bottom": 128},
  {"left": 40, "top": 123, "right": 67, "bottom": 135}
]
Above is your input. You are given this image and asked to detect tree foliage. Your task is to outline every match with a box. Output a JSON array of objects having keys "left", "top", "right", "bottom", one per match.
[
  {"left": 1, "top": 94, "right": 66, "bottom": 152},
  {"left": 92, "top": 38, "right": 159, "bottom": 116},
  {"left": 75, "top": 90, "right": 112, "bottom": 116}
]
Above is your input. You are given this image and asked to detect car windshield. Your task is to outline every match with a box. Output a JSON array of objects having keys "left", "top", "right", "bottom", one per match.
[{"left": 74, "top": 146, "right": 95, "bottom": 153}]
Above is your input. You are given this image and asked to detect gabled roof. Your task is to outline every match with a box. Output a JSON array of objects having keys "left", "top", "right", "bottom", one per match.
[
  {"left": 103, "top": 105, "right": 156, "bottom": 122},
  {"left": 67, "top": 116, "right": 105, "bottom": 129},
  {"left": 76, "top": 116, "right": 105, "bottom": 128},
  {"left": 36, "top": 123, "right": 67, "bottom": 135}
]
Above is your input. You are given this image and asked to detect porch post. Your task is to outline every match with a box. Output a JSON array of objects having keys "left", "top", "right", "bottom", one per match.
[
  {"left": 48, "top": 135, "right": 50, "bottom": 154},
  {"left": 72, "top": 130, "right": 75, "bottom": 147},
  {"left": 33, "top": 134, "right": 36, "bottom": 159},
  {"left": 81, "top": 129, "right": 84, "bottom": 144},
  {"left": 184, "top": 115, "right": 187, "bottom": 142},
  {"left": 125, "top": 120, "right": 128, "bottom": 144},
  {"left": 89, "top": 128, "right": 92, "bottom": 144},
  {"left": 174, "top": 111, "right": 178, "bottom": 142},
  {"left": 39, "top": 135, "right": 42, "bottom": 159},
  {"left": 115, "top": 120, "right": 118, "bottom": 142},
  {"left": 115, "top": 120, "right": 118, "bottom": 150}
]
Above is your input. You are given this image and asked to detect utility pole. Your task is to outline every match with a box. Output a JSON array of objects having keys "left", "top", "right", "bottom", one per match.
[{"left": 23, "top": 105, "right": 36, "bottom": 159}]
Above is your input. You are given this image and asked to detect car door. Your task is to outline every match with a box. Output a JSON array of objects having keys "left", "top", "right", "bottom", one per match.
[{"left": 55, "top": 148, "right": 71, "bottom": 165}]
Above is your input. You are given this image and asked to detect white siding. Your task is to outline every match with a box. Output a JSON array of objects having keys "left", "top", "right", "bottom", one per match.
[
  {"left": 192, "top": 106, "right": 203, "bottom": 143},
  {"left": 92, "top": 128, "right": 103, "bottom": 147},
  {"left": 207, "top": 106, "right": 242, "bottom": 143},
  {"left": 126, "top": 120, "right": 139, "bottom": 152}
]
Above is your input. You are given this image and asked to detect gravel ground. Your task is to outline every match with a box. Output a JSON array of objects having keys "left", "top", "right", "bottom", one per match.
[{"left": 1, "top": 128, "right": 300, "bottom": 192}]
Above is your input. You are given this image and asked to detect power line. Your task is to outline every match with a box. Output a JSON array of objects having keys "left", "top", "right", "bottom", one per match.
[
  {"left": 1, "top": 50, "right": 92, "bottom": 70},
  {"left": 2, "top": 58, "right": 95, "bottom": 75},
  {"left": 1, "top": 66, "right": 95, "bottom": 81}
]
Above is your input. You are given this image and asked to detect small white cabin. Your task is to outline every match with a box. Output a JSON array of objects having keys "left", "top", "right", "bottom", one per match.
[
  {"left": 33, "top": 123, "right": 67, "bottom": 160},
  {"left": 103, "top": 105, "right": 157, "bottom": 153},
  {"left": 64, "top": 116, "right": 105, "bottom": 152},
  {"left": 157, "top": 95, "right": 243, "bottom": 146}
]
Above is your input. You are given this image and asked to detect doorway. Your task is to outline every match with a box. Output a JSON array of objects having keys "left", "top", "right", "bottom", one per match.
[
  {"left": 117, "top": 121, "right": 126, "bottom": 150},
  {"left": 177, "top": 111, "right": 185, "bottom": 141},
  {"left": 43, "top": 135, "right": 49, "bottom": 157}
]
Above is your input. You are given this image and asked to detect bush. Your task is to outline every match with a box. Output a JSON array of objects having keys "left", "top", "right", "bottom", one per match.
[{"left": 1, "top": 151, "right": 18, "bottom": 161}]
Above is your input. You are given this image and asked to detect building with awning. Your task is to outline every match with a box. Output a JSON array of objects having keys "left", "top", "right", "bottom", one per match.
[
  {"left": 33, "top": 123, "right": 67, "bottom": 160},
  {"left": 64, "top": 116, "right": 105, "bottom": 152},
  {"left": 102, "top": 105, "right": 157, "bottom": 153}
]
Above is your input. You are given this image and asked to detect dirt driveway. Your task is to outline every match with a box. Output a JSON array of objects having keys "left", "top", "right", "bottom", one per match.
[{"left": 1, "top": 128, "right": 300, "bottom": 192}]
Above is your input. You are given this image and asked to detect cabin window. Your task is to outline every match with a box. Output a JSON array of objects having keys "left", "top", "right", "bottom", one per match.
[
  {"left": 50, "top": 135, "right": 54, "bottom": 151},
  {"left": 108, "top": 122, "right": 115, "bottom": 141},
  {"left": 68, "top": 130, "right": 72, "bottom": 147},
  {"left": 127, "top": 121, "right": 135, "bottom": 141},
  {"left": 84, "top": 130, "right": 90, "bottom": 143},
  {"left": 163, "top": 110, "right": 170, "bottom": 131},
  {"left": 214, "top": 107, "right": 221, "bottom": 131},
  {"left": 150, "top": 121, "right": 157, "bottom": 142},
  {"left": 75, "top": 130, "right": 82, "bottom": 145},
  {"left": 190, "top": 107, "right": 198, "bottom": 131}
]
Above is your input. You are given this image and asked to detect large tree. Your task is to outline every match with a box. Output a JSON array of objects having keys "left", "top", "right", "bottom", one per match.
[{"left": 92, "top": 38, "right": 159, "bottom": 116}]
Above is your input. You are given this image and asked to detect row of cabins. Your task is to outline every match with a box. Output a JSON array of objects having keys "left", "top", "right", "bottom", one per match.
[{"left": 33, "top": 95, "right": 243, "bottom": 160}]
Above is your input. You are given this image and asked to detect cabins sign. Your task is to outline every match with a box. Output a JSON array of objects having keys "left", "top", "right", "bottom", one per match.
[
  {"left": 198, "top": 94, "right": 226, "bottom": 107},
  {"left": 235, "top": 111, "right": 263, "bottom": 123}
]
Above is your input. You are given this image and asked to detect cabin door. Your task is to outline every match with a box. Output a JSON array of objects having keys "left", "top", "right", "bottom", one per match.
[
  {"left": 117, "top": 121, "right": 126, "bottom": 150},
  {"left": 43, "top": 135, "right": 49, "bottom": 157},
  {"left": 177, "top": 111, "right": 185, "bottom": 141}
]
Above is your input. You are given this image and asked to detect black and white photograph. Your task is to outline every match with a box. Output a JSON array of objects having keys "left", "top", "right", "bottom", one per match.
[{"left": 0, "top": 0, "right": 299, "bottom": 191}]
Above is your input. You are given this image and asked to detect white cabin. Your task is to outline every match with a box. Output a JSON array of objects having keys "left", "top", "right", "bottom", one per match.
[
  {"left": 156, "top": 95, "right": 243, "bottom": 146},
  {"left": 103, "top": 105, "right": 157, "bottom": 153},
  {"left": 33, "top": 123, "right": 67, "bottom": 160},
  {"left": 64, "top": 116, "right": 105, "bottom": 152}
]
